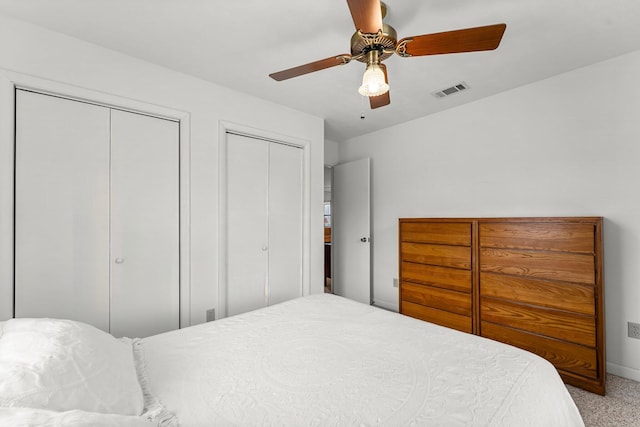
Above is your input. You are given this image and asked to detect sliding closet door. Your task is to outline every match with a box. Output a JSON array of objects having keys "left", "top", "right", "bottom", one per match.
[
  {"left": 14, "top": 90, "right": 111, "bottom": 331},
  {"left": 226, "top": 133, "right": 270, "bottom": 316},
  {"left": 268, "top": 142, "right": 303, "bottom": 305},
  {"left": 109, "top": 110, "right": 180, "bottom": 338}
]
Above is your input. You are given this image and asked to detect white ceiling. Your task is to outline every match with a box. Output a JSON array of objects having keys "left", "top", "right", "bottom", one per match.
[{"left": 1, "top": 0, "right": 640, "bottom": 142}]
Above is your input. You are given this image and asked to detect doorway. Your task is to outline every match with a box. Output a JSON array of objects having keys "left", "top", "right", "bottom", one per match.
[
  {"left": 324, "top": 166, "right": 332, "bottom": 293},
  {"left": 326, "top": 158, "right": 371, "bottom": 305}
]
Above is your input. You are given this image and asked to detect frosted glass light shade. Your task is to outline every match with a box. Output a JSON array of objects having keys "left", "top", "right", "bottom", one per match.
[{"left": 358, "top": 64, "right": 389, "bottom": 97}]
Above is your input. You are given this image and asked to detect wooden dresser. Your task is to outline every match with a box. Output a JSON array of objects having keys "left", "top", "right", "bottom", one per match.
[{"left": 399, "top": 217, "right": 605, "bottom": 395}]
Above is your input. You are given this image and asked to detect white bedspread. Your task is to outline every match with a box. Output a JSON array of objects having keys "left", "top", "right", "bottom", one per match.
[{"left": 138, "top": 294, "right": 584, "bottom": 426}]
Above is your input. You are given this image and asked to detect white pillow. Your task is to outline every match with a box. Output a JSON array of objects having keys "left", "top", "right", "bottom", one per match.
[
  {"left": 0, "top": 318, "right": 144, "bottom": 415},
  {"left": 0, "top": 407, "right": 155, "bottom": 427}
]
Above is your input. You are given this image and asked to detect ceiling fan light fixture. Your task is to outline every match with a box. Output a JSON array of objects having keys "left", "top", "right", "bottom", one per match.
[{"left": 358, "top": 62, "right": 389, "bottom": 97}]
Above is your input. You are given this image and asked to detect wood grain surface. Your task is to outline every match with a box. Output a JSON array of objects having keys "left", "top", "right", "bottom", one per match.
[{"left": 398, "top": 217, "right": 605, "bottom": 395}]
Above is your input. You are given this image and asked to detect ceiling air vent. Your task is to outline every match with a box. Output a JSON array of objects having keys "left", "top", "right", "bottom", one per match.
[{"left": 432, "top": 82, "right": 469, "bottom": 98}]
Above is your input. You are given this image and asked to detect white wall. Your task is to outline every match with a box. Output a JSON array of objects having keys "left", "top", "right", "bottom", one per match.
[
  {"left": 324, "top": 139, "right": 340, "bottom": 167},
  {"left": 339, "top": 49, "right": 640, "bottom": 381},
  {"left": 0, "top": 15, "right": 325, "bottom": 326},
  {"left": 324, "top": 140, "right": 339, "bottom": 202}
]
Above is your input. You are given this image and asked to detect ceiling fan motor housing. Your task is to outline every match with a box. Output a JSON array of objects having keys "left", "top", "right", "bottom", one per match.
[{"left": 350, "top": 23, "right": 397, "bottom": 63}]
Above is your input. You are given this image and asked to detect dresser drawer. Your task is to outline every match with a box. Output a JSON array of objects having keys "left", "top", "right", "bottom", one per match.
[
  {"left": 479, "top": 222, "right": 595, "bottom": 254},
  {"left": 481, "top": 322, "right": 598, "bottom": 379},
  {"left": 402, "top": 282, "right": 471, "bottom": 317},
  {"left": 402, "top": 301, "right": 472, "bottom": 333},
  {"left": 401, "top": 242, "right": 471, "bottom": 270},
  {"left": 402, "top": 262, "right": 471, "bottom": 292},
  {"left": 480, "top": 272, "right": 595, "bottom": 315},
  {"left": 401, "top": 222, "right": 471, "bottom": 246},
  {"left": 479, "top": 248, "right": 595, "bottom": 285},
  {"left": 480, "top": 297, "right": 596, "bottom": 347}
]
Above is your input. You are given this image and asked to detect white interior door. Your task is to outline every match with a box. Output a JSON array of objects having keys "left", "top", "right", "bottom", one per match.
[
  {"left": 109, "top": 109, "right": 180, "bottom": 338},
  {"left": 332, "top": 158, "right": 371, "bottom": 304},
  {"left": 226, "top": 133, "right": 270, "bottom": 316},
  {"left": 268, "top": 142, "right": 303, "bottom": 305},
  {"left": 14, "top": 90, "right": 111, "bottom": 331}
]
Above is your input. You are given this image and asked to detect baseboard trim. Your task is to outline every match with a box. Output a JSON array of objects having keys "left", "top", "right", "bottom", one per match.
[{"left": 607, "top": 362, "right": 640, "bottom": 382}]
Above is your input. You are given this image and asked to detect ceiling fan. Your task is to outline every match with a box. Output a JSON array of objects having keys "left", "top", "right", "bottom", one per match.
[{"left": 269, "top": 0, "right": 506, "bottom": 109}]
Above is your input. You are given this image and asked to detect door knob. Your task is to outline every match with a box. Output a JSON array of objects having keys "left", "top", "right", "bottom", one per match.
[
  {"left": 115, "top": 258, "right": 125, "bottom": 264},
  {"left": 360, "top": 237, "right": 369, "bottom": 242}
]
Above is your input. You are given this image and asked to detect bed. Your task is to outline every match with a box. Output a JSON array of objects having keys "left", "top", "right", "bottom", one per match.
[{"left": 0, "top": 294, "right": 584, "bottom": 426}]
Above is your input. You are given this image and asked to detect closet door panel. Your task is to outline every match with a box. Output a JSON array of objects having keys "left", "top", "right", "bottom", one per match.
[
  {"left": 14, "top": 90, "right": 111, "bottom": 332},
  {"left": 109, "top": 110, "right": 180, "bottom": 338},
  {"left": 226, "top": 134, "right": 269, "bottom": 316},
  {"left": 268, "top": 142, "right": 303, "bottom": 305}
]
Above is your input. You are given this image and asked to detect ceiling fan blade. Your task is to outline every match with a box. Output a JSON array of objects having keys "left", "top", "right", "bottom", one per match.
[
  {"left": 346, "top": 0, "right": 383, "bottom": 34},
  {"left": 369, "top": 91, "right": 390, "bottom": 109},
  {"left": 396, "top": 23, "right": 507, "bottom": 57},
  {"left": 269, "top": 54, "right": 352, "bottom": 81},
  {"left": 369, "top": 63, "right": 390, "bottom": 109}
]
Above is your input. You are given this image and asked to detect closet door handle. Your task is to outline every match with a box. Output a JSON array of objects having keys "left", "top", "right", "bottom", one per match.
[{"left": 114, "top": 258, "right": 125, "bottom": 264}]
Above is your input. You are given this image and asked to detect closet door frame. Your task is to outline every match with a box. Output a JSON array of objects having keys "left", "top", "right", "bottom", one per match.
[
  {"left": 218, "top": 121, "right": 311, "bottom": 319},
  {"left": 0, "top": 72, "right": 191, "bottom": 328}
]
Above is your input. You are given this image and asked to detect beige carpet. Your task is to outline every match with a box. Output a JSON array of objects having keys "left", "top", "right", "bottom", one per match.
[{"left": 567, "top": 374, "right": 640, "bottom": 426}]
